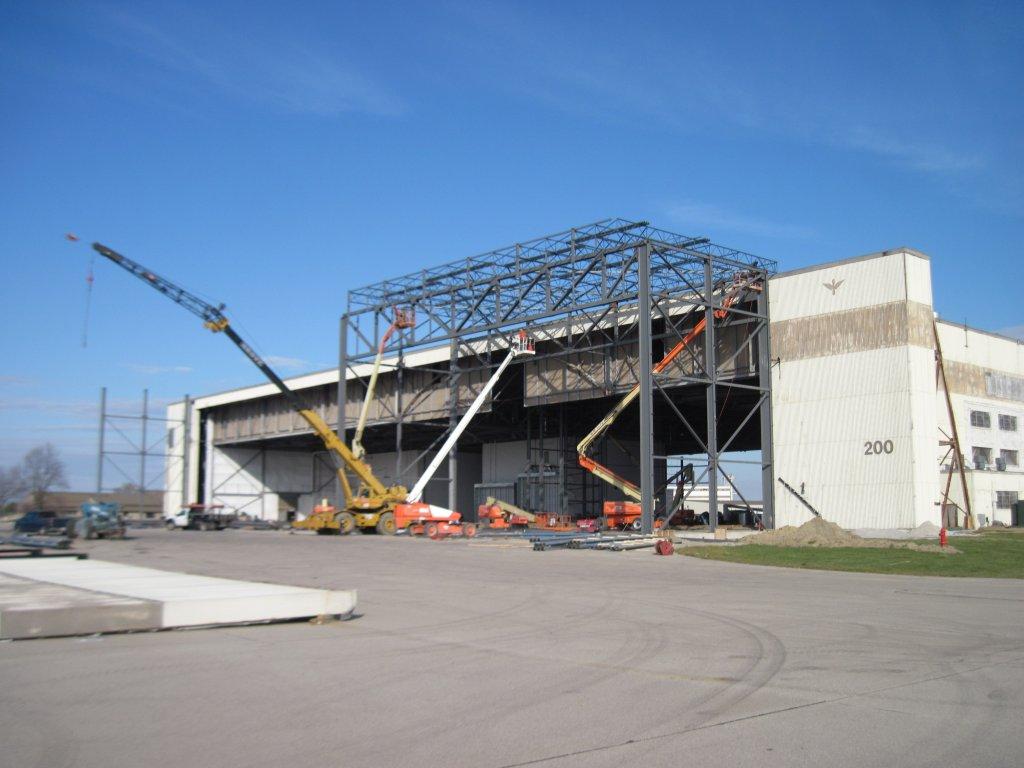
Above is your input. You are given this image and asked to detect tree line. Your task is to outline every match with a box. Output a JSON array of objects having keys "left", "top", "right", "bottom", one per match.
[{"left": 0, "top": 444, "right": 68, "bottom": 513}]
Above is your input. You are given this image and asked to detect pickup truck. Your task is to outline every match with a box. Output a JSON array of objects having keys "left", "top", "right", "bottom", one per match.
[
  {"left": 164, "top": 504, "right": 235, "bottom": 531},
  {"left": 14, "top": 510, "right": 75, "bottom": 536}
]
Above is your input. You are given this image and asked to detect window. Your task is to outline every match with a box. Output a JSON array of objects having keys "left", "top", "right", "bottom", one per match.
[
  {"left": 972, "top": 447, "right": 992, "bottom": 468},
  {"left": 999, "top": 414, "right": 1018, "bottom": 431},
  {"left": 996, "top": 491, "right": 1018, "bottom": 509},
  {"left": 1000, "top": 450, "right": 1019, "bottom": 468},
  {"left": 971, "top": 410, "right": 991, "bottom": 428}
]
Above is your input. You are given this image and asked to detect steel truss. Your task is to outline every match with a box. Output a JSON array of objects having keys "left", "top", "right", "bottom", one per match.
[{"left": 338, "top": 219, "right": 777, "bottom": 531}]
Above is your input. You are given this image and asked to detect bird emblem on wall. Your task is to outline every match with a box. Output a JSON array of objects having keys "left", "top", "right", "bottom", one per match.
[{"left": 823, "top": 278, "right": 844, "bottom": 295}]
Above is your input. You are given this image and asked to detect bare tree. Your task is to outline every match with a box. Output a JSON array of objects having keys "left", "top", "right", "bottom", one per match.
[
  {"left": 0, "top": 465, "right": 27, "bottom": 513},
  {"left": 21, "top": 444, "right": 67, "bottom": 510}
]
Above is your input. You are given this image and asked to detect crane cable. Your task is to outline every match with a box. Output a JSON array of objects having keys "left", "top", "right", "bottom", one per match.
[{"left": 66, "top": 233, "right": 96, "bottom": 348}]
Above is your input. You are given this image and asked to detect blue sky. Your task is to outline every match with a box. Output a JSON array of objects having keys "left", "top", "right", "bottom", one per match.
[{"left": 1, "top": 0, "right": 1021, "bottom": 491}]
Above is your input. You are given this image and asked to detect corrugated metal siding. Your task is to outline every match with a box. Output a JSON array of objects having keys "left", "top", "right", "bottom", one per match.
[
  {"left": 772, "top": 347, "right": 918, "bottom": 529},
  {"left": 769, "top": 252, "right": 907, "bottom": 323},
  {"left": 210, "top": 365, "right": 493, "bottom": 445},
  {"left": 771, "top": 300, "right": 933, "bottom": 362},
  {"left": 522, "top": 321, "right": 754, "bottom": 406}
]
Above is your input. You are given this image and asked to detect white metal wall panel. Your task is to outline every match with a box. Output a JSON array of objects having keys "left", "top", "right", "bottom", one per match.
[
  {"left": 903, "top": 253, "right": 933, "bottom": 307},
  {"left": 937, "top": 321, "right": 1024, "bottom": 375},
  {"left": 906, "top": 344, "right": 942, "bottom": 525},
  {"left": 769, "top": 252, "right": 908, "bottom": 323},
  {"left": 773, "top": 347, "right": 918, "bottom": 528}
]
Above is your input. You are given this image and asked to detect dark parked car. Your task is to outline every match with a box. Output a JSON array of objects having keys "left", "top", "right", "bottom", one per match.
[{"left": 13, "top": 510, "right": 75, "bottom": 536}]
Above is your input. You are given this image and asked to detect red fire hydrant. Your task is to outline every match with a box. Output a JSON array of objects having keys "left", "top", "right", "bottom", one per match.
[{"left": 939, "top": 527, "right": 948, "bottom": 548}]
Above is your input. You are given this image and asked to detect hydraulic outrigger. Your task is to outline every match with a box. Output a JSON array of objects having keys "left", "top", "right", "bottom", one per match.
[
  {"left": 576, "top": 271, "right": 763, "bottom": 523},
  {"left": 90, "top": 242, "right": 408, "bottom": 535}
]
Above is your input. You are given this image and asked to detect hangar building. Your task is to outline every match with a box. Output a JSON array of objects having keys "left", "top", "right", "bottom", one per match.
[{"left": 163, "top": 220, "right": 1024, "bottom": 530}]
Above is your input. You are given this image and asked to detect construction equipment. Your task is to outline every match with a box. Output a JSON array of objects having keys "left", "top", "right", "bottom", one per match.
[
  {"left": 576, "top": 502, "right": 666, "bottom": 533},
  {"left": 352, "top": 307, "right": 415, "bottom": 460},
  {"left": 90, "top": 242, "right": 408, "bottom": 536},
  {"left": 76, "top": 501, "right": 126, "bottom": 539},
  {"left": 395, "top": 331, "right": 535, "bottom": 538},
  {"left": 477, "top": 496, "right": 538, "bottom": 530},
  {"left": 576, "top": 271, "right": 763, "bottom": 516}
]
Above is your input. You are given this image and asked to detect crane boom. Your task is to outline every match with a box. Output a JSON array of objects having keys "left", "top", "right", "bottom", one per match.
[
  {"left": 352, "top": 308, "right": 414, "bottom": 460},
  {"left": 90, "top": 242, "right": 394, "bottom": 505}
]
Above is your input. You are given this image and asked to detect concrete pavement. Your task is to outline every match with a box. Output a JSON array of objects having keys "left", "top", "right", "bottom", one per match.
[{"left": 1, "top": 528, "right": 1021, "bottom": 767}]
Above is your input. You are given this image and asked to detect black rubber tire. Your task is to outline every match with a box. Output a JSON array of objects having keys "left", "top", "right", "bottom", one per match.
[
  {"left": 336, "top": 512, "right": 356, "bottom": 535},
  {"left": 165, "top": 521, "right": 176, "bottom": 531},
  {"left": 629, "top": 518, "right": 642, "bottom": 532},
  {"left": 376, "top": 512, "right": 396, "bottom": 536}
]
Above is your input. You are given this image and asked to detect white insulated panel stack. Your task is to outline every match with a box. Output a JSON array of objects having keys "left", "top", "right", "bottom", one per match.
[{"left": 769, "top": 250, "right": 940, "bottom": 529}]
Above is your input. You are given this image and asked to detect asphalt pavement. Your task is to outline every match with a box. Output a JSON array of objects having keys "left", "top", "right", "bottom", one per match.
[{"left": 1, "top": 528, "right": 1021, "bottom": 768}]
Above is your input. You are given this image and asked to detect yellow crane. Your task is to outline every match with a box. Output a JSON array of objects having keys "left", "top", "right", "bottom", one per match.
[{"left": 90, "top": 242, "right": 407, "bottom": 535}]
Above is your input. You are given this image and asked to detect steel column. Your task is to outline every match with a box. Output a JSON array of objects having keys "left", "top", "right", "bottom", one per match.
[
  {"left": 139, "top": 388, "right": 148, "bottom": 517},
  {"left": 448, "top": 338, "right": 459, "bottom": 510},
  {"left": 703, "top": 260, "right": 718, "bottom": 532},
  {"left": 96, "top": 386, "right": 106, "bottom": 493},
  {"left": 337, "top": 314, "right": 348, "bottom": 438},
  {"left": 637, "top": 244, "right": 655, "bottom": 535},
  {"left": 337, "top": 313, "right": 348, "bottom": 505},
  {"left": 181, "top": 394, "right": 191, "bottom": 505},
  {"left": 757, "top": 283, "right": 775, "bottom": 528}
]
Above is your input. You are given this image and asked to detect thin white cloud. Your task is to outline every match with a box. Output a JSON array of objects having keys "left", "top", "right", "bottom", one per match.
[
  {"left": 666, "top": 201, "right": 814, "bottom": 240},
  {"left": 841, "top": 127, "right": 984, "bottom": 174},
  {"left": 264, "top": 355, "right": 311, "bottom": 371},
  {"left": 0, "top": 375, "right": 30, "bottom": 385},
  {"left": 121, "top": 363, "right": 193, "bottom": 375},
  {"left": 443, "top": 4, "right": 986, "bottom": 180},
  {"left": 96, "top": 8, "right": 404, "bottom": 117}
]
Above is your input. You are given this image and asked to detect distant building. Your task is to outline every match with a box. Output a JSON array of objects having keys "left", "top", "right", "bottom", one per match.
[{"left": 16, "top": 491, "right": 164, "bottom": 519}]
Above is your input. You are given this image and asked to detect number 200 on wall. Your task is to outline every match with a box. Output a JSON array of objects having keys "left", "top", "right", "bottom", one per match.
[{"left": 864, "top": 440, "right": 894, "bottom": 455}]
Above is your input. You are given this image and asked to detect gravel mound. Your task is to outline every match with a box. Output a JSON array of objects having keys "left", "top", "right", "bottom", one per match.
[{"left": 746, "top": 517, "right": 956, "bottom": 553}]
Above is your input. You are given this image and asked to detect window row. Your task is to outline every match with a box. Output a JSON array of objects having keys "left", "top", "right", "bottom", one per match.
[
  {"left": 970, "top": 410, "right": 1018, "bottom": 431},
  {"left": 971, "top": 447, "right": 1019, "bottom": 468},
  {"left": 996, "top": 491, "right": 1019, "bottom": 509}
]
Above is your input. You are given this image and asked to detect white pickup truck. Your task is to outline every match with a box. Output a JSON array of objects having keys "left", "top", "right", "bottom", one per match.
[{"left": 164, "top": 504, "right": 235, "bottom": 531}]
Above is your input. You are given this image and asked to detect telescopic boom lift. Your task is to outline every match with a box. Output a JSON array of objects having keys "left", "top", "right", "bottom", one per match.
[
  {"left": 90, "top": 243, "right": 408, "bottom": 534},
  {"left": 352, "top": 307, "right": 415, "bottom": 461},
  {"left": 576, "top": 272, "right": 762, "bottom": 508},
  {"left": 395, "top": 330, "right": 535, "bottom": 537}
]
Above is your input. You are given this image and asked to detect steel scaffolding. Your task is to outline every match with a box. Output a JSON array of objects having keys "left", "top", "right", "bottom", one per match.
[{"left": 338, "top": 218, "right": 778, "bottom": 531}]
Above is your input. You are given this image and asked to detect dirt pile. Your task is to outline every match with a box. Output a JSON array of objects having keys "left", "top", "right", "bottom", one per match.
[
  {"left": 909, "top": 521, "right": 942, "bottom": 539},
  {"left": 746, "top": 517, "right": 956, "bottom": 553}
]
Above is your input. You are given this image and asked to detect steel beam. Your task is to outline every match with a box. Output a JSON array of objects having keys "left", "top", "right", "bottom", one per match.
[
  {"left": 757, "top": 281, "right": 775, "bottom": 529},
  {"left": 703, "top": 260, "right": 718, "bottom": 533},
  {"left": 637, "top": 244, "right": 654, "bottom": 535},
  {"left": 96, "top": 386, "right": 106, "bottom": 493}
]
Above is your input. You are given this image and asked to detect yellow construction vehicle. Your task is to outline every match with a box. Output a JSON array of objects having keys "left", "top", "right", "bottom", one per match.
[{"left": 90, "top": 242, "right": 407, "bottom": 535}]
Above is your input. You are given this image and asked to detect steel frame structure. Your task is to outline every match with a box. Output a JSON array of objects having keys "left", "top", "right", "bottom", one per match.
[
  {"left": 338, "top": 218, "right": 778, "bottom": 531},
  {"left": 97, "top": 387, "right": 189, "bottom": 517}
]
